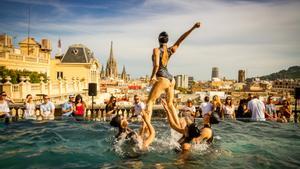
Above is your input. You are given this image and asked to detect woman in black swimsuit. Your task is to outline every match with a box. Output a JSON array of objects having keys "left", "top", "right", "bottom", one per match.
[{"left": 145, "top": 22, "right": 201, "bottom": 129}]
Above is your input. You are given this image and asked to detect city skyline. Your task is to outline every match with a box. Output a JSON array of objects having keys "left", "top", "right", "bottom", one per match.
[{"left": 0, "top": 0, "right": 299, "bottom": 80}]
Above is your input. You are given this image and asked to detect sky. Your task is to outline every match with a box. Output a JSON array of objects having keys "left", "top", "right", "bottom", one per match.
[{"left": 0, "top": 0, "right": 299, "bottom": 81}]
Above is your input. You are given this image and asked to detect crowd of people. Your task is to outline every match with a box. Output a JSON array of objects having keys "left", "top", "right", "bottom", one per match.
[
  {"left": 0, "top": 90, "right": 294, "bottom": 124},
  {"left": 0, "top": 91, "right": 90, "bottom": 123},
  {"left": 197, "top": 94, "right": 293, "bottom": 123}
]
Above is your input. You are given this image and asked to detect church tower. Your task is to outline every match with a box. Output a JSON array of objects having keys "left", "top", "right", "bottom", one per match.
[
  {"left": 121, "top": 65, "right": 127, "bottom": 81},
  {"left": 105, "top": 41, "right": 118, "bottom": 79}
]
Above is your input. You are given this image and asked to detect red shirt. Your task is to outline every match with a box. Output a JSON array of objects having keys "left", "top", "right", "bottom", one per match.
[{"left": 75, "top": 103, "right": 85, "bottom": 116}]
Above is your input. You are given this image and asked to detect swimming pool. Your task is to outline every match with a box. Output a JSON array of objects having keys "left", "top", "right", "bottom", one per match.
[{"left": 0, "top": 119, "right": 299, "bottom": 169}]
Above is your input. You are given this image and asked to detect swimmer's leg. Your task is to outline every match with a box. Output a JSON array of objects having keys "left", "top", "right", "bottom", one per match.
[
  {"left": 145, "top": 78, "right": 169, "bottom": 120},
  {"left": 140, "top": 78, "right": 169, "bottom": 136},
  {"left": 165, "top": 80, "right": 180, "bottom": 126}
]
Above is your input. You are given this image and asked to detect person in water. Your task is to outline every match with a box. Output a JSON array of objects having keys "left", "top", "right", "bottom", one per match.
[
  {"left": 110, "top": 111, "right": 155, "bottom": 151},
  {"left": 161, "top": 99, "right": 213, "bottom": 152},
  {"left": 143, "top": 22, "right": 201, "bottom": 133}
]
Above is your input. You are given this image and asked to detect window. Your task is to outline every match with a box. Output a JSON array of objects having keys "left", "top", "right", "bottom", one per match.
[{"left": 57, "top": 71, "right": 63, "bottom": 79}]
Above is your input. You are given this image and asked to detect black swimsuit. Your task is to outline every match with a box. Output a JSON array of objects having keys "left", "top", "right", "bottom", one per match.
[{"left": 154, "top": 47, "right": 174, "bottom": 82}]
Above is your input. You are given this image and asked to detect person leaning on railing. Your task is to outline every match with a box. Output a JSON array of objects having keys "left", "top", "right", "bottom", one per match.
[
  {"left": 73, "top": 94, "right": 86, "bottom": 121},
  {"left": 61, "top": 94, "right": 75, "bottom": 118},
  {"left": 24, "top": 94, "right": 36, "bottom": 120},
  {"left": 40, "top": 95, "right": 55, "bottom": 120},
  {"left": 279, "top": 100, "right": 292, "bottom": 122},
  {"left": 0, "top": 91, "right": 12, "bottom": 124}
]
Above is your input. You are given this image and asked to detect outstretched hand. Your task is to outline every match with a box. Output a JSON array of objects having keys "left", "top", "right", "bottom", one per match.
[{"left": 193, "top": 22, "right": 201, "bottom": 29}]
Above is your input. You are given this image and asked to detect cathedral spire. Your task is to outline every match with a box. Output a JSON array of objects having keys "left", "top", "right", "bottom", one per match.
[
  {"left": 109, "top": 41, "right": 114, "bottom": 63},
  {"left": 121, "top": 65, "right": 127, "bottom": 81},
  {"left": 105, "top": 41, "right": 118, "bottom": 79}
]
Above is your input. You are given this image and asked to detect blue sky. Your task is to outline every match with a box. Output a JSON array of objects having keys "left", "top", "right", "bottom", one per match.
[{"left": 0, "top": 0, "right": 299, "bottom": 80}]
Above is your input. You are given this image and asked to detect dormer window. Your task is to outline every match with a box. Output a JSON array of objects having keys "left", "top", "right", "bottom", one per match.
[{"left": 72, "top": 48, "right": 79, "bottom": 55}]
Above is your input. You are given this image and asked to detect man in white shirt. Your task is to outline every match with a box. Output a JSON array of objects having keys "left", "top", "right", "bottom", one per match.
[
  {"left": 200, "top": 96, "right": 212, "bottom": 117},
  {"left": 40, "top": 95, "right": 55, "bottom": 120},
  {"left": 247, "top": 95, "right": 265, "bottom": 121},
  {"left": 200, "top": 96, "right": 213, "bottom": 125},
  {"left": 131, "top": 95, "right": 145, "bottom": 121}
]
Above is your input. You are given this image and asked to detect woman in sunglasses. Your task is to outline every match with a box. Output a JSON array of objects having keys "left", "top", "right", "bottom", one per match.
[{"left": 222, "top": 96, "right": 236, "bottom": 120}]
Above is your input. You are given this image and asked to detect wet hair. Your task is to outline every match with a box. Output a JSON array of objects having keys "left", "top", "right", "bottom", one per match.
[
  {"left": 110, "top": 115, "right": 121, "bottom": 128},
  {"left": 158, "top": 31, "right": 169, "bottom": 44},
  {"left": 186, "top": 123, "right": 201, "bottom": 141}
]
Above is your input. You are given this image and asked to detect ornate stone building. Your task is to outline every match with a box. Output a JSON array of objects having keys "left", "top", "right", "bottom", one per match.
[
  {"left": 50, "top": 44, "right": 101, "bottom": 84},
  {"left": 0, "top": 34, "right": 51, "bottom": 75}
]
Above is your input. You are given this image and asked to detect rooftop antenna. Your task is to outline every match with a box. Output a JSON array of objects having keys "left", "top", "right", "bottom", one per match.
[{"left": 27, "top": 5, "right": 31, "bottom": 56}]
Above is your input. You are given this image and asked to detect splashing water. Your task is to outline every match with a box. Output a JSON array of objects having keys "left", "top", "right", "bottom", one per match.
[{"left": 0, "top": 119, "right": 299, "bottom": 169}]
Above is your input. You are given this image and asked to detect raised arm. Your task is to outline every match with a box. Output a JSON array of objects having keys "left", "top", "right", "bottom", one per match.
[
  {"left": 170, "top": 22, "right": 201, "bottom": 53},
  {"left": 149, "top": 48, "right": 160, "bottom": 84},
  {"left": 141, "top": 111, "right": 155, "bottom": 148},
  {"left": 161, "top": 99, "right": 185, "bottom": 134}
]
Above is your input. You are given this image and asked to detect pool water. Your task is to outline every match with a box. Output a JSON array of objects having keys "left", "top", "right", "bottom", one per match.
[{"left": 0, "top": 119, "right": 299, "bottom": 169}]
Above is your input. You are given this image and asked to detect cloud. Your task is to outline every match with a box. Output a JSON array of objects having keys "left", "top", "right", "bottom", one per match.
[{"left": 1, "top": 0, "right": 299, "bottom": 80}]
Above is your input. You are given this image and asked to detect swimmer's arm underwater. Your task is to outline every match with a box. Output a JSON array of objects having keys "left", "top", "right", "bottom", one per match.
[
  {"left": 170, "top": 22, "right": 201, "bottom": 53},
  {"left": 150, "top": 48, "right": 160, "bottom": 84}
]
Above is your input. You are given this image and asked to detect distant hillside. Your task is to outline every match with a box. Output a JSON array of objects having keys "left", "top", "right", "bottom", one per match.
[{"left": 248, "top": 66, "right": 300, "bottom": 81}]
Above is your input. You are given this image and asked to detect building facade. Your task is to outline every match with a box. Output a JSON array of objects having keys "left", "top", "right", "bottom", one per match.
[
  {"left": 175, "top": 74, "right": 189, "bottom": 89},
  {"left": 238, "top": 70, "right": 246, "bottom": 83},
  {"left": 0, "top": 34, "right": 51, "bottom": 75},
  {"left": 211, "top": 67, "right": 219, "bottom": 80},
  {"left": 50, "top": 44, "right": 101, "bottom": 84},
  {"left": 272, "top": 79, "right": 300, "bottom": 94}
]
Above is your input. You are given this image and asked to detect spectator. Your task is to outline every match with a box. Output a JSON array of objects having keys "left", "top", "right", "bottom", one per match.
[
  {"left": 131, "top": 95, "right": 145, "bottom": 121},
  {"left": 247, "top": 93, "right": 253, "bottom": 103},
  {"left": 200, "top": 96, "right": 212, "bottom": 125},
  {"left": 222, "top": 96, "right": 236, "bottom": 120},
  {"left": 40, "top": 95, "right": 55, "bottom": 120},
  {"left": 279, "top": 100, "right": 292, "bottom": 122},
  {"left": 62, "top": 94, "right": 75, "bottom": 117},
  {"left": 74, "top": 94, "right": 86, "bottom": 121},
  {"left": 247, "top": 95, "right": 265, "bottom": 121},
  {"left": 236, "top": 99, "right": 250, "bottom": 119},
  {"left": 1, "top": 91, "right": 15, "bottom": 104},
  {"left": 181, "top": 98, "right": 196, "bottom": 118},
  {"left": 0, "top": 92, "right": 11, "bottom": 124},
  {"left": 106, "top": 96, "right": 118, "bottom": 120},
  {"left": 178, "top": 98, "right": 196, "bottom": 127},
  {"left": 265, "top": 96, "right": 277, "bottom": 121},
  {"left": 24, "top": 94, "right": 36, "bottom": 120},
  {"left": 212, "top": 95, "right": 222, "bottom": 118}
]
